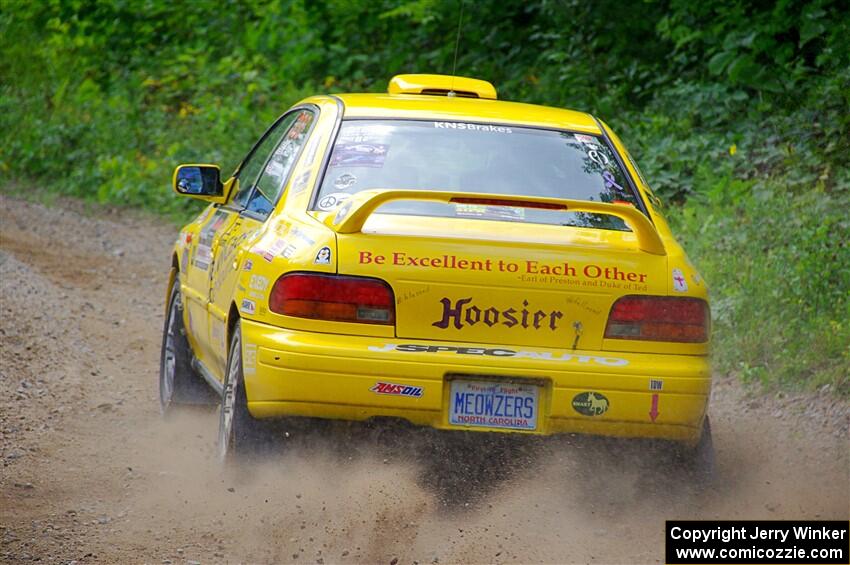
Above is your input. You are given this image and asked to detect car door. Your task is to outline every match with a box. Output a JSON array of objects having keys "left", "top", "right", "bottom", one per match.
[
  {"left": 181, "top": 113, "right": 296, "bottom": 371},
  {"left": 181, "top": 205, "right": 238, "bottom": 368},
  {"left": 206, "top": 108, "right": 317, "bottom": 377}
]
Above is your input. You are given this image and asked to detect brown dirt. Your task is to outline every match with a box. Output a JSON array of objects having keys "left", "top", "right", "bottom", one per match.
[{"left": 1, "top": 194, "right": 847, "bottom": 564}]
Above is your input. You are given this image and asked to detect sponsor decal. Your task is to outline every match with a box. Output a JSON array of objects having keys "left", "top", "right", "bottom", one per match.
[
  {"left": 370, "top": 382, "right": 423, "bottom": 398},
  {"left": 330, "top": 143, "right": 388, "bottom": 168},
  {"left": 210, "top": 230, "right": 252, "bottom": 296},
  {"left": 367, "top": 343, "right": 629, "bottom": 367},
  {"left": 282, "top": 243, "right": 297, "bottom": 259},
  {"left": 242, "top": 259, "right": 253, "bottom": 271},
  {"left": 266, "top": 155, "right": 290, "bottom": 179},
  {"left": 196, "top": 206, "right": 213, "bottom": 223},
  {"left": 314, "top": 246, "right": 332, "bottom": 265},
  {"left": 193, "top": 210, "right": 227, "bottom": 271},
  {"left": 317, "top": 193, "right": 349, "bottom": 211},
  {"left": 649, "top": 378, "right": 663, "bottom": 391},
  {"left": 432, "top": 297, "right": 563, "bottom": 331},
  {"left": 289, "top": 226, "right": 316, "bottom": 245},
  {"left": 240, "top": 298, "right": 256, "bottom": 315},
  {"left": 249, "top": 275, "right": 269, "bottom": 292},
  {"left": 274, "top": 222, "right": 290, "bottom": 236},
  {"left": 193, "top": 245, "right": 212, "bottom": 270},
  {"left": 287, "top": 112, "right": 312, "bottom": 139},
  {"left": 243, "top": 342, "right": 257, "bottom": 375},
  {"left": 334, "top": 200, "right": 353, "bottom": 224},
  {"left": 572, "top": 392, "right": 610, "bottom": 416},
  {"left": 290, "top": 170, "right": 312, "bottom": 195},
  {"left": 333, "top": 173, "right": 357, "bottom": 190},
  {"left": 586, "top": 148, "right": 610, "bottom": 167},
  {"left": 357, "top": 251, "right": 647, "bottom": 283},
  {"left": 262, "top": 238, "right": 288, "bottom": 262},
  {"left": 672, "top": 268, "right": 688, "bottom": 292},
  {"left": 207, "top": 210, "right": 228, "bottom": 231},
  {"left": 455, "top": 203, "right": 525, "bottom": 221},
  {"left": 434, "top": 122, "right": 512, "bottom": 133},
  {"left": 337, "top": 127, "right": 379, "bottom": 144},
  {"left": 302, "top": 134, "right": 322, "bottom": 168},
  {"left": 574, "top": 133, "right": 598, "bottom": 145}
]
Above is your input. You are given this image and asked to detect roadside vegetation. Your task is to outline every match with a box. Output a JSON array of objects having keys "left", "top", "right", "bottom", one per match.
[{"left": 1, "top": 1, "right": 847, "bottom": 394}]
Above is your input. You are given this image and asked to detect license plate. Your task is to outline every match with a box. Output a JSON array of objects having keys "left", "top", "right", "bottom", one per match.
[{"left": 448, "top": 380, "right": 539, "bottom": 431}]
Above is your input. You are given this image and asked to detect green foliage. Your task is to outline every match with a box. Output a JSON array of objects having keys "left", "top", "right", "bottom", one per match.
[
  {"left": 671, "top": 183, "right": 849, "bottom": 395},
  {"left": 1, "top": 0, "right": 848, "bottom": 394}
]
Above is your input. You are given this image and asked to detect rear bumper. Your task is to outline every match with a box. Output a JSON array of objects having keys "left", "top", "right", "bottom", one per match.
[{"left": 241, "top": 319, "right": 711, "bottom": 444}]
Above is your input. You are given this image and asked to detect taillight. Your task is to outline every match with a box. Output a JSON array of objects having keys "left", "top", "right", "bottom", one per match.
[
  {"left": 604, "top": 296, "right": 709, "bottom": 343},
  {"left": 268, "top": 273, "right": 395, "bottom": 325}
]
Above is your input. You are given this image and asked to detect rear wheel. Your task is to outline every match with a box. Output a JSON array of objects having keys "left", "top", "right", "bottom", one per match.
[
  {"left": 218, "top": 324, "right": 266, "bottom": 461},
  {"left": 159, "top": 277, "right": 216, "bottom": 415},
  {"left": 678, "top": 416, "right": 716, "bottom": 484}
]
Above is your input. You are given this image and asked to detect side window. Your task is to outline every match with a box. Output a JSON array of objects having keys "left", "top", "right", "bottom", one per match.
[
  {"left": 231, "top": 113, "right": 299, "bottom": 208},
  {"left": 244, "top": 110, "right": 315, "bottom": 217},
  {"left": 624, "top": 148, "right": 664, "bottom": 211}
]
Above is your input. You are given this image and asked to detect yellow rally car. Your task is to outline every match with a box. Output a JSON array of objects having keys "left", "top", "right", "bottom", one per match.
[{"left": 160, "top": 74, "right": 713, "bottom": 472}]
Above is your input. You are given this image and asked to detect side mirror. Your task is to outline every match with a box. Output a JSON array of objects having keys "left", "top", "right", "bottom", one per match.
[{"left": 172, "top": 164, "right": 227, "bottom": 203}]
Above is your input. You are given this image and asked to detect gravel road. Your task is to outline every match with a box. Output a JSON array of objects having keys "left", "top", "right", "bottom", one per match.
[{"left": 1, "top": 194, "right": 848, "bottom": 564}]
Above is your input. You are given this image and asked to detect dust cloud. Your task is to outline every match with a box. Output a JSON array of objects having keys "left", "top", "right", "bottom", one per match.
[{"left": 116, "top": 404, "right": 848, "bottom": 564}]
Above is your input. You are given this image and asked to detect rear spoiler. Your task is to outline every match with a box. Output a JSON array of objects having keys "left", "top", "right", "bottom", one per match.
[{"left": 323, "top": 189, "right": 666, "bottom": 256}]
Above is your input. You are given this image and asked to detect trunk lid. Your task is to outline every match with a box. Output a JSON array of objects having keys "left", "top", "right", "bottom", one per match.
[{"left": 337, "top": 212, "right": 667, "bottom": 351}]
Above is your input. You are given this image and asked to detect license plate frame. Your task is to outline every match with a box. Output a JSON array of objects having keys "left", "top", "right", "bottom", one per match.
[{"left": 448, "top": 378, "right": 540, "bottom": 431}]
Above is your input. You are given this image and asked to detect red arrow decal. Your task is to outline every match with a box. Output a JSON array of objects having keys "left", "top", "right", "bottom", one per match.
[{"left": 649, "top": 393, "right": 660, "bottom": 422}]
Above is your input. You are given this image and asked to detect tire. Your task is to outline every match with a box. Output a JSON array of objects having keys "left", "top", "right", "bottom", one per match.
[
  {"left": 218, "top": 323, "right": 266, "bottom": 461},
  {"left": 159, "top": 276, "right": 217, "bottom": 415},
  {"left": 678, "top": 415, "right": 716, "bottom": 484}
]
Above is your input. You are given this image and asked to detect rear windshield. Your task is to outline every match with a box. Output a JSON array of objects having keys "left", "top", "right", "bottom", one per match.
[{"left": 313, "top": 119, "right": 643, "bottom": 230}]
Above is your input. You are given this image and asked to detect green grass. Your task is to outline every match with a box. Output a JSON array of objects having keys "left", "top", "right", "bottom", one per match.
[{"left": 671, "top": 186, "right": 849, "bottom": 395}]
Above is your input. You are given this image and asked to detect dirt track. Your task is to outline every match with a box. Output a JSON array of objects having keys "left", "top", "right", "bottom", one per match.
[{"left": 1, "top": 194, "right": 848, "bottom": 564}]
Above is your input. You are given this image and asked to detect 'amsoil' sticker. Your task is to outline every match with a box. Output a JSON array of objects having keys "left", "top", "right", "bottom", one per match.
[
  {"left": 571, "top": 392, "right": 609, "bottom": 416},
  {"left": 370, "top": 382, "right": 423, "bottom": 398}
]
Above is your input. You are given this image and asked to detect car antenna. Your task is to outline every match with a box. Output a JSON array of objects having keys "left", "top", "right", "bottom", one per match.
[{"left": 448, "top": 0, "right": 465, "bottom": 97}]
